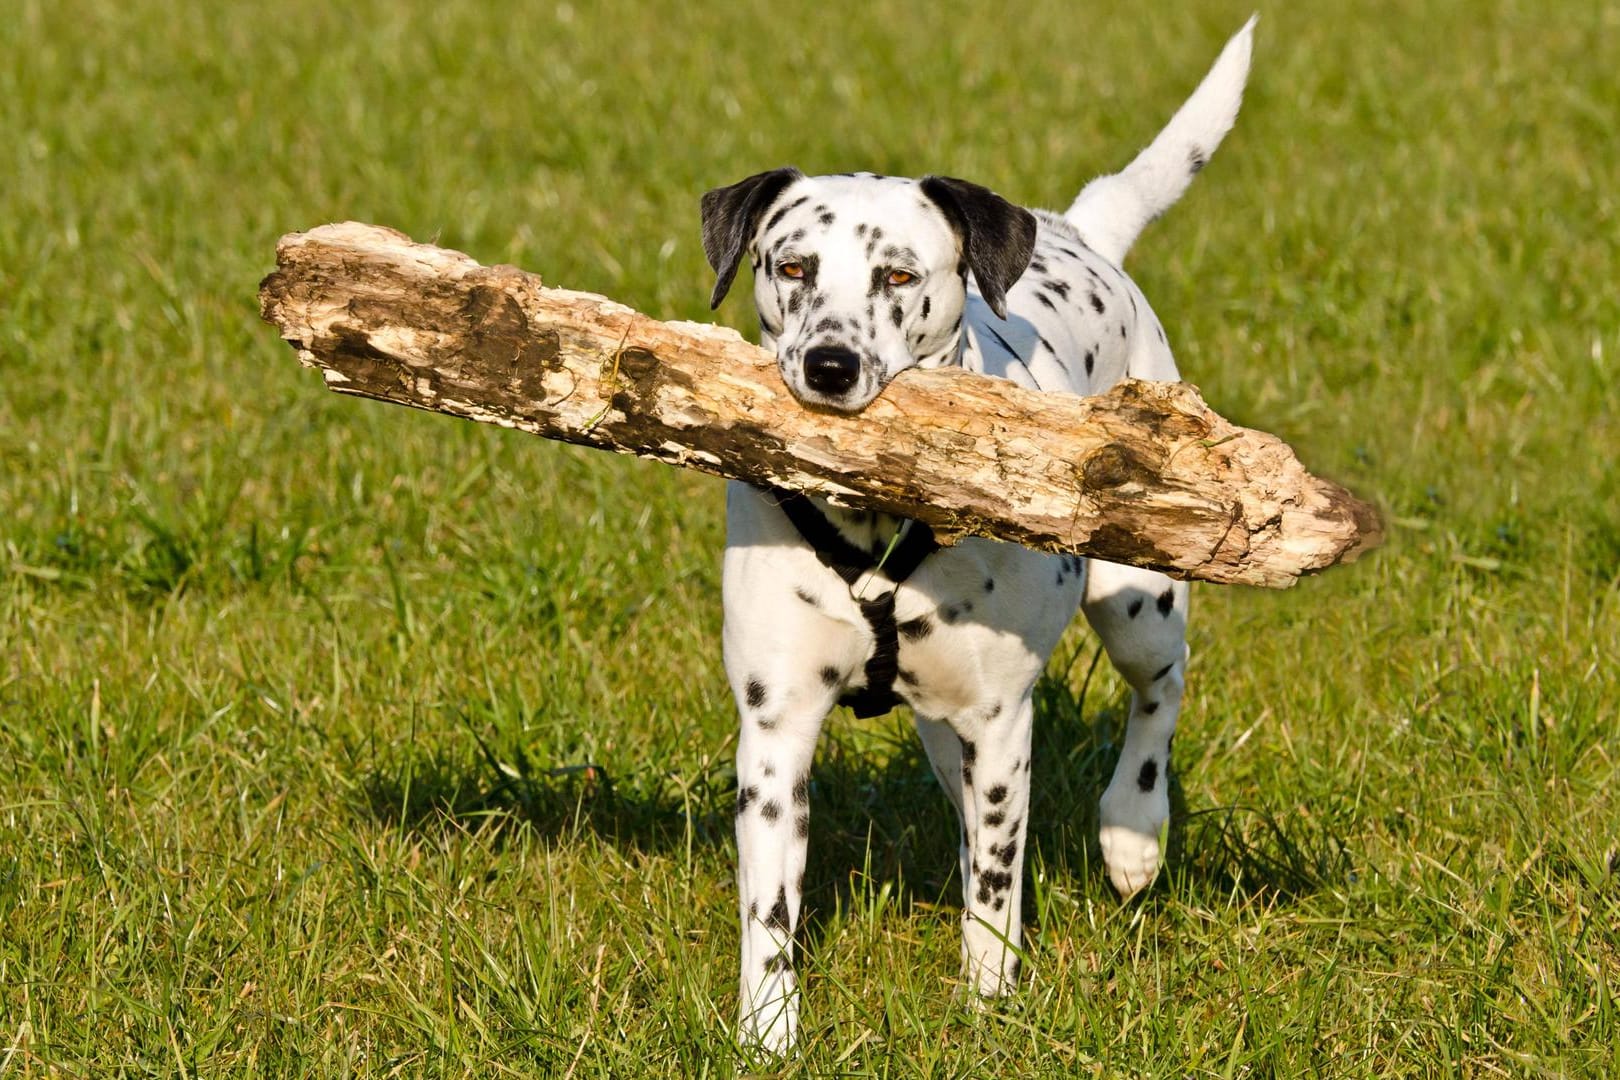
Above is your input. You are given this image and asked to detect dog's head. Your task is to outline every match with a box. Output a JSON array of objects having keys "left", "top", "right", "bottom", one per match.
[{"left": 701, "top": 169, "right": 1036, "bottom": 412}]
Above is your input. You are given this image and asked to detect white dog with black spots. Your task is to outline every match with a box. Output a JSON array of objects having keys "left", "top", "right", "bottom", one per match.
[{"left": 700, "top": 19, "right": 1257, "bottom": 1052}]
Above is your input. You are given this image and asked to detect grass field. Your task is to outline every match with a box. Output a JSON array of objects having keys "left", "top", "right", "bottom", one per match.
[{"left": 3, "top": 0, "right": 1618, "bottom": 1074}]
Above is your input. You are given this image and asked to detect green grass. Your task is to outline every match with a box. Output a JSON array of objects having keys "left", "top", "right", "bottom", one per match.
[{"left": 3, "top": 0, "right": 1618, "bottom": 1074}]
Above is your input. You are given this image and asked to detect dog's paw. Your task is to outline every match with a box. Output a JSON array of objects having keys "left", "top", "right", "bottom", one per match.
[
  {"left": 738, "top": 982, "right": 798, "bottom": 1056},
  {"left": 1099, "top": 784, "right": 1169, "bottom": 898},
  {"left": 1098, "top": 822, "right": 1161, "bottom": 898}
]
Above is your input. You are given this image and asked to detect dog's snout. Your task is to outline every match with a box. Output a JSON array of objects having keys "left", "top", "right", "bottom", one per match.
[{"left": 803, "top": 345, "right": 861, "bottom": 396}]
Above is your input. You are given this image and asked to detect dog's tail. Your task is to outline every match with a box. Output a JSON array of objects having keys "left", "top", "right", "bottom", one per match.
[{"left": 1064, "top": 15, "right": 1256, "bottom": 265}]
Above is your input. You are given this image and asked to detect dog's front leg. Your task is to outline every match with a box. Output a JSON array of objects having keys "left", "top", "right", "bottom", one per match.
[
  {"left": 731, "top": 673, "right": 834, "bottom": 1053},
  {"left": 954, "top": 694, "right": 1034, "bottom": 996}
]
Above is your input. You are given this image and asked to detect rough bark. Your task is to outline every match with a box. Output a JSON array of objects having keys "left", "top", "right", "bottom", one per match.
[{"left": 258, "top": 221, "right": 1381, "bottom": 588}]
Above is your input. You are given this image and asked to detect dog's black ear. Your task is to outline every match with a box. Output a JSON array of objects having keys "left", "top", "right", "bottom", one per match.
[
  {"left": 919, "top": 176, "right": 1037, "bottom": 320},
  {"left": 700, "top": 167, "right": 804, "bottom": 309}
]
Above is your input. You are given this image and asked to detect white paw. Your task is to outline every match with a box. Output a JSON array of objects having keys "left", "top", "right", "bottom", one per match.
[
  {"left": 738, "top": 981, "right": 798, "bottom": 1055},
  {"left": 1098, "top": 822, "right": 1161, "bottom": 898},
  {"left": 1099, "top": 786, "right": 1168, "bottom": 898}
]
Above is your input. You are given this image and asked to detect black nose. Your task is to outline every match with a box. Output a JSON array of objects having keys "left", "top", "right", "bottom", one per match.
[{"left": 803, "top": 345, "right": 861, "bottom": 396}]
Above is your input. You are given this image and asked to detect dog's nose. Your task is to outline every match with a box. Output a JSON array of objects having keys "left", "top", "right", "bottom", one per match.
[{"left": 803, "top": 345, "right": 861, "bottom": 396}]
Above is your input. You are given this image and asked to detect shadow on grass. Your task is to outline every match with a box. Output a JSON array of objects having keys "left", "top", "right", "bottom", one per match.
[{"left": 355, "top": 668, "right": 1353, "bottom": 920}]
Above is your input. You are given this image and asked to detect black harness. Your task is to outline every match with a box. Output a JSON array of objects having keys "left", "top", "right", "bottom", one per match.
[{"left": 773, "top": 491, "right": 941, "bottom": 718}]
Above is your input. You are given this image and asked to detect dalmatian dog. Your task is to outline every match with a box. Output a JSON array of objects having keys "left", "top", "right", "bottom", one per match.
[{"left": 701, "top": 18, "right": 1256, "bottom": 1052}]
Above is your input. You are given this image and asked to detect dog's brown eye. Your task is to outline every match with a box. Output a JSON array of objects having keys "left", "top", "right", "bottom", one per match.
[
  {"left": 887, "top": 269, "right": 915, "bottom": 286},
  {"left": 779, "top": 261, "right": 805, "bottom": 279}
]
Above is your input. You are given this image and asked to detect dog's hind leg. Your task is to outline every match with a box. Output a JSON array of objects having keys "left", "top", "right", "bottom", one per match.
[
  {"left": 913, "top": 714, "right": 972, "bottom": 889},
  {"left": 920, "top": 697, "right": 1034, "bottom": 997},
  {"left": 1080, "top": 559, "right": 1190, "bottom": 897}
]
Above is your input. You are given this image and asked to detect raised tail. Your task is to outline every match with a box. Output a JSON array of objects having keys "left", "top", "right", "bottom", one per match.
[{"left": 1064, "top": 15, "right": 1256, "bottom": 265}]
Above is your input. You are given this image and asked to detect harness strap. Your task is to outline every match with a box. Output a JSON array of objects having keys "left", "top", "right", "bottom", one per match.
[{"left": 773, "top": 491, "right": 941, "bottom": 718}]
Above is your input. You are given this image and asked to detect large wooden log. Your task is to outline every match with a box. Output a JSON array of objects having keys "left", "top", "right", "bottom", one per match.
[{"left": 258, "top": 222, "right": 1380, "bottom": 587}]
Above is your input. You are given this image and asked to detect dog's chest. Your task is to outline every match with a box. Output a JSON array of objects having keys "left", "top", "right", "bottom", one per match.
[{"left": 814, "top": 508, "right": 1083, "bottom": 724}]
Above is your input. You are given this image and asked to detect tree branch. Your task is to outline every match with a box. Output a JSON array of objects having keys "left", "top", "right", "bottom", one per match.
[{"left": 259, "top": 221, "right": 1381, "bottom": 587}]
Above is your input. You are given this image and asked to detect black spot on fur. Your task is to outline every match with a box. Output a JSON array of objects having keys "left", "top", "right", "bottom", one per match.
[
  {"left": 898, "top": 617, "right": 932, "bottom": 640},
  {"left": 749, "top": 899, "right": 758, "bottom": 920},
  {"left": 737, "top": 786, "right": 758, "bottom": 815},
  {"left": 745, "top": 679, "right": 766, "bottom": 708},
  {"left": 820, "top": 665, "right": 841, "bottom": 686},
  {"left": 1084, "top": 349, "right": 1095, "bottom": 376},
  {"left": 1044, "top": 279, "right": 1070, "bottom": 300},
  {"left": 981, "top": 868, "right": 1013, "bottom": 895},
  {"left": 819, "top": 210, "right": 836, "bottom": 226},
  {"left": 1089, "top": 292, "right": 1106, "bottom": 315},
  {"left": 1137, "top": 759, "right": 1159, "bottom": 792},
  {"left": 1127, "top": 598, "right": 1144, "bottom": 618},
  {"left": 757, "top": 714, "right": 779, "bottom": 731},
  {"left": 941, "top": 601, "right": 973, "bottom": 624},
  {"left": 897, "top": 667, "right": 917, "bottom": 685},
  {"left": 762, "top": 762, "right": 775, "bottom": 777},
  {"left": 764, "top": 952, "right": 792, "bottom": 973},
  {"left": 1157, "top": 588, "right": 1175, "bottom": 616},
  {"left": 922, "top": 295, "right": 931, "bottom": 319},
  {"left": 997, "top": 840, "right": 1018, "bottom": 867},
  {"left": 985, "top": 810, "right": 1005, "bottom": 827},
  {"left": 984, "top": 578, "right": 995, "bottom": 592},
  {"left": 1153, "top": 662, "right": 1174, "bottom": 681},
  {"left": 766, "top": 887, "right": 790, "bottom": 931},
  {"left": 1189, "top": 146, "right": 1207, "bottom": 173},
  {"left": 761, "top": 800, "right": 781, "bottom": 823},
  {"left": 1037, "top": 334, "right": 1055, "bottom": 354},
  {"left": 765, "top": 196, "right": 809, "bottom": 232},
  {"left": 1035, "top": 291, "right": 1057, "bottom": 311},
  {"left": 986, "top": 784, "right": 1007, "bottom": 805},
  {"left": 1143, "top": 700, "right": 1160, "bottom": 715},
  {"left": 960, "top": 738, "right": 976, "bottom": 787},
  {"left": 795, "top": 813, "right": 809, "bottom": 839},
  {"left": 796, "top": 587, "right": 819, "bottom": 607},
  {"left": 792, "top": 775, "right": 809, "bottom": 805},
  {"left": 890, "top": 303, "right": 903, "bottom": 328}
]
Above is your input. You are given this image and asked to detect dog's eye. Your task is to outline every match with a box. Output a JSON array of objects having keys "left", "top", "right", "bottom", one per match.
[
  {"left": 779, "top": 261, "right": 805, "bottom": 279},
  {"left": 887, "top": 270, "right": 916, "bottom": 287}
]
